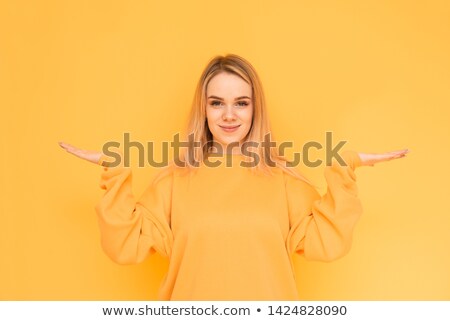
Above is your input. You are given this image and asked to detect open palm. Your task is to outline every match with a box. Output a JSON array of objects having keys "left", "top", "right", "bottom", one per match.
[
  {"left": 58, "top": 142, "right": 102, "bottom": 165},
  {"left": 358, "top": 149, "right": 409, "bottom": 167}
]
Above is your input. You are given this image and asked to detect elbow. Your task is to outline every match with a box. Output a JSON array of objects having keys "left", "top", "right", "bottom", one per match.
[
  {"left": 305, "top": 249, "right": 349, "bottom": 263},
  {"left": 100, "top": 240, "right": 143, "bottom": 265},
  {"left": 319, "top": 246, "right": 350, "bottom": 262},
  {"left": 102, "top": 247, "right": 134, "bottom": 265},
  {"left": 106, "top": 253, "right": 137, "bottom": 265},
  {"left": 304, "top": 239, "right": 352, "bottom": 262}
]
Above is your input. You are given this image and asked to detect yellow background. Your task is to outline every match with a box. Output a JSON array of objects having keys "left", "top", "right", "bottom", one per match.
[{"left": 1, "top": 0, "right": 449, "bottom": 300}]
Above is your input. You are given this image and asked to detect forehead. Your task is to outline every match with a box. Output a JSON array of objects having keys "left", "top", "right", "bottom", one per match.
[{"left": 206, "top": 72, "right": 252, "bottom": 97}]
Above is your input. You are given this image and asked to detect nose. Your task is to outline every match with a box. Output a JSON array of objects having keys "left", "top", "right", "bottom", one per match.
[{"left": 222, "top": 105, "right": 236, "bottom": 121}]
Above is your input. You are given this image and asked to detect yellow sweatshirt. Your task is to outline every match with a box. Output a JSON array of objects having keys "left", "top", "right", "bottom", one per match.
[{"left": 94, "top": 150, "right": 363, "bottom": 300}]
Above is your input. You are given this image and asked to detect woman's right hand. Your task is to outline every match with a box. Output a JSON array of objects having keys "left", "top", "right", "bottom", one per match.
[{"left": 58, "top": 141, "right": 103, "bottom": 165}]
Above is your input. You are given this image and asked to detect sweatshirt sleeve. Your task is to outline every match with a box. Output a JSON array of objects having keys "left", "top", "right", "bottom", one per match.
[
  {"left": 285, "top": 150, "right": 363, "bottom": 262},
  {"left": 94, "top": 151, "right": 173, "bottom": 264}
]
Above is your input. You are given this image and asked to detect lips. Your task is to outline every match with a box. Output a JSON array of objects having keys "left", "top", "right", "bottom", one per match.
[
  {"left": 219, "top": 125, "right": 240, "bottom": 129},
  {"left": 219, "top": 125, "right": 241, "bottom": 132}
]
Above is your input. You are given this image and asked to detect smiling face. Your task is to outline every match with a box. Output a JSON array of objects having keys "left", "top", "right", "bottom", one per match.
[{"left": 205, "top": 72, "right": 254, "bottom": 154}]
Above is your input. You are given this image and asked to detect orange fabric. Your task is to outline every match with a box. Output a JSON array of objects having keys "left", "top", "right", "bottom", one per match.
[{"left": 94, "top": 150, "right": 363, "bottom": 300}]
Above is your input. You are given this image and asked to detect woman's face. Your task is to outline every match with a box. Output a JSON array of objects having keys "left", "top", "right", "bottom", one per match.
[{"left": 205, "top": 72, "right": 253, "bottom": 153}]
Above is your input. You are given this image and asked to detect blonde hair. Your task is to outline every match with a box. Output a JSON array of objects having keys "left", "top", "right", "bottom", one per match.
[{"left": 155, "top": 53, "right": 313, "bottom": 186}]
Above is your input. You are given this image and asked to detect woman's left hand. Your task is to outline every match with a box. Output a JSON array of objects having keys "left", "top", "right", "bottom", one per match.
[{"left": 358, "top": 149, "right": 409, "bottom": 167}]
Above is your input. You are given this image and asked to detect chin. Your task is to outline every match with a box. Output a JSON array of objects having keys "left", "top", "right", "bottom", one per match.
[{"left": 216, "top": 139, "right": 242, "bottom": 151}]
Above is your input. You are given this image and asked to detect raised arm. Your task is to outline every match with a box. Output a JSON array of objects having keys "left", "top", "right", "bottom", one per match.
[
  {"left": 58, "top": 142, "right": 173, "bottom": 264},
  {"left": 285, "top": 149, "right": 408, "bottom": 262}
]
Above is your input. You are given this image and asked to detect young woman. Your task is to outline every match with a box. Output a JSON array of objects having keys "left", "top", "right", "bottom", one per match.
[{"left": 59, "top": 54, "right": 408, "bottom": 300}]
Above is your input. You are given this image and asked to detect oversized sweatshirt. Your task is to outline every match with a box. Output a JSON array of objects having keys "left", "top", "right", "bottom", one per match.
[{"left": 94, "top": 150, "right": 363, "bottom": 300}]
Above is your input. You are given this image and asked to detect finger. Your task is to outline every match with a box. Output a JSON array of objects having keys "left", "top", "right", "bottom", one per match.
[
  {"left": 389, "top": 153, "right": 407, "bottom": 160},
  {"left": 384, "top": 149, "right": 409, "bottom": 157},
  {"left": 64, "top": 144, "right": 80, "bottom": 155},
  {"left": 374, "top": 153, "right": 400, "bottom": 163},
  {"left": 59, "top": 142, "right": 78, "bottom": 153},
  {"left": 59, "top": 142, "right": 85, "bottom": 159},
  {"left": 59, "top": 141, "right": 75, "bottom": 149},
  {"left": 58, "top": 141, "right": 69, "bottom": 150},
  {"left": 384, "top": 152, "right": 408, "bottom": 161},
  {"left": 387, "top": 149, "right": 409, "bottom": 155},
  {"left": 393, "top": 151, "right": 409, "bottom": 159},
  {"left": 59, "top": 142, "right": 90, "bottom": 155}
]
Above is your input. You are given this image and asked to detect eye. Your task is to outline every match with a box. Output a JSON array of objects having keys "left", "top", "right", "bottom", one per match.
[
  {"left": 237, "top": 101, "right": 249, "bottom": 107},
  {"left": 210, "top": 100, "right": 222, "bottom": 107}
]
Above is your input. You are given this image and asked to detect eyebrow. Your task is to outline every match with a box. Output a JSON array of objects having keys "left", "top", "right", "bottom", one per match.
[{"left": 207, "top": 95, "right": 251, "bottom": 100}]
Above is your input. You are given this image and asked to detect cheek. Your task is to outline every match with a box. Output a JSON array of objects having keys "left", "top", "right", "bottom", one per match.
[
  {"left": 206, "top": 108, "right": 219, "bottom": 121},
  {"left": 242, "top": 109, "right": 253, "bottom": 127},
  {"left": 206, "top": 109, "right": 220, "bottom": 132}
]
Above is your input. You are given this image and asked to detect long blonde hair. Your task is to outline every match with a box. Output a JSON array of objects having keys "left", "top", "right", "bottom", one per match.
[{"left": 156, "top": 54, "right": 313, "bottom": 185}]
